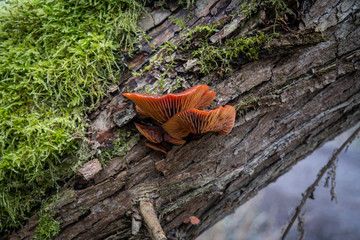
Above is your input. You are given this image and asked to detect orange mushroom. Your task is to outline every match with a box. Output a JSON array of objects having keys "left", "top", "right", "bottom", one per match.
[
  {"left": 125, "top": 85, "right": 236, "bottom": 154},
  {"left": 135, "top": 123, "right": 186, "bottom": 146},
  {"left": 163, "top": 133, "right": 186, "bottom": 145},
  {"left": 135, "top": 123, "right": 164, "bottom": 143},
  {"left": 145, "top": 142, "right": 168, "bottom": 154},
  {"left": 162, "top": 105, "right": 236, "bottom": 139},
  {"left": 123, "top": 85, "right": 215, "bottom": 123}
]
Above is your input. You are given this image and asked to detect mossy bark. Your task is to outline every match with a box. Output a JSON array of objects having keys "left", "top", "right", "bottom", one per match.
[{"left": 6, "top": 0, "right": 360, "bottom": 239}]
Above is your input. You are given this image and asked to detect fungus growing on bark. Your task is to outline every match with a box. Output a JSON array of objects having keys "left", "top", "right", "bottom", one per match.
[
  {"left": 135, "top": 123, "right": 186, "bottom": 145},
  {"left": 135, "top": 123, "right": 163, "bottom": 143},
  {"left": 145, "top": 142, "right": 168, "bottom": 154},
  {"left": 123, "top": 85, "right": 215, "bottom": 123},
  {"left": 162, "top": 105, "right": 236, "bottom": 139},
  {"left": 163, "top": 133, "right": 186, "bottom": 145},
  {"left": 125, "top": 85, "right": 235, "bottom": 154}
]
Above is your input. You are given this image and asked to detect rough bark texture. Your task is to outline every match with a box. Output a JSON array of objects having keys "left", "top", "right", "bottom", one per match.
[{"left": 7, "top": 0, "right": 360, "bottom": 239}]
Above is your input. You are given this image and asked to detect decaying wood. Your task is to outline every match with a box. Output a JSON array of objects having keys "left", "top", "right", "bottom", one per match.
[
  {"left": 78, "top": 159, "right": 102, "bottom": 181},
  {"left": 7, "top": 0, "right": 359, "bottom": 239}
]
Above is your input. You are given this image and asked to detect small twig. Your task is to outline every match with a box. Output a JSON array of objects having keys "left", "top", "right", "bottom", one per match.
[
  {"left": 324, "top": 155, "right": 339, "bottom": 203},
  {"left": 139, "top": 200, "right": 167, "bottom": 240},
  {"left": 281, "top": 126, "right": 360, "bottom": 240},
  {"left": 297, "top": 213, "right": 305, "bottom": 240}
]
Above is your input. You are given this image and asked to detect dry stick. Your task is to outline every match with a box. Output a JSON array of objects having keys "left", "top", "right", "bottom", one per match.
[
  {"left": 139, "top": 200, "right": 167, "bottom": 240},
  {"left": 280, "top": 126, "right": 360, "bottom": 240}
]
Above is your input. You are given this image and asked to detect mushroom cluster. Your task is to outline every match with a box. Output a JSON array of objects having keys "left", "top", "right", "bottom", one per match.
[{"left": 123, "top": 85, "right": 236, "bottom": 153}]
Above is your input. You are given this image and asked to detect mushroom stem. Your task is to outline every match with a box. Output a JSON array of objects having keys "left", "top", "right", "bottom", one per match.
[{"left": 139, "top": 201, "right": 167, "bottom": 240}]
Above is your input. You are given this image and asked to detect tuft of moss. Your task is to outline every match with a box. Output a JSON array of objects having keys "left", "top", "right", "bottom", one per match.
[
  {"left": 97, "top": 129, "right": 136, "bottom": 166},
  {"left": 239, "top": 0, "right": 290, "bottom": 33},
  {"left": 178, "top": 0, "right": 195, "bottom": 8},
  {"left": 0, "top": 0, "right": 144, "bottom": 233},
  {"left": 191, "top": 31, "right": 271, "bottom": 75},
  {"left": 33, "top": 214, "right": 60, "bottom": 240}
]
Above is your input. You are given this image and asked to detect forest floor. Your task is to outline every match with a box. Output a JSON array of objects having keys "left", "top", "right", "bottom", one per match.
[{"left": 198, "top": 124, "right": 360, "bottom": 240}]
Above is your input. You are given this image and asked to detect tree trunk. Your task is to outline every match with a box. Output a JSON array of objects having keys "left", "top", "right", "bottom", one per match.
[{"left": 7, "top": 0, "right": 360, "bottom": 239}]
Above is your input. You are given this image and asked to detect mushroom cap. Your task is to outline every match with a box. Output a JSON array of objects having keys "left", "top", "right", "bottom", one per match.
[
  {"left": 162, "top": 105, "right": 236, "bottom": 139},
  {"left": 135, "top": 123, "right": 164, "bottom": 143},
  {"left": 145, "top": 142, "right": 168, "bottom": 154},
  {"left": 135, "top": 105, "right": 150, "bottom": 119},
  {"left": 123, "top": 85, "right": 215, "bottom": 123}
]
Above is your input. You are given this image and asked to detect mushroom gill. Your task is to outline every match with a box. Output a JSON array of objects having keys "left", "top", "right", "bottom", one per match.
[
  {"left": 162, "top": 105, "right": 236, "bottom": 139},
  {"left": 163, "top": 133, "right": 186, "bottom": 145},
  {"left": 145, "top": 142, "right": 168, "bottom": 154},
  {"left": 135, "top": 123, "right": 186, "bottom": 145},
  {"left": 135, "top": 123, "right": 164, "bottom": 143},
  {"left": 123, "top": 85, "right": 215, "bottom": 123}
]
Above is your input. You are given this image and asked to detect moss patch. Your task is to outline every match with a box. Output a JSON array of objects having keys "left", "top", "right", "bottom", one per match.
[
  {"left": 133, "top": 22, "right": 272, "bottom": 89},
  {"left": 0, "top": 0, "right": 144, "bottom": 233},
  {"left": 34, "top": 214, "right": 60, "bottom": 240},
  {"left": 192, "top": 31, "right": 271, "bottom": 75}
]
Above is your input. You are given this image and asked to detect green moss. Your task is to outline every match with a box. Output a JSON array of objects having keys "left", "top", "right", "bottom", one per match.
[
  {"left": 134, "top": 41, "right": 182, "bottom": 94},
  {"left": 239, "top": 0, "right": 259, "bottom": 20},
  {"left": 185, "top": 24, "right": 219, "bottom": 40},
  {"left": 238, "top": 0, "right": 290, "bottom": 33},
  {"left": 178, "top": 0, "right": 195, "bottom": 8},
  {"left": 97, "top": 130, "right": 138, "bottom": 166},
  {"left": 169, "top": 15, "right": 186, "bottom": 29},
  {"left": 226, "top": 32, "right": 270, "bottom": 59},
  {"left": 264, "top": 0, "right": 289, "bottom": 19},
  {"left": 34, "top": 214, "right": 60, "bottom": 240},
  {"left": 235, "top": 94, "right": 260, "bottom": 111},
  {"left": 0, "top": 0, "right": 145, "bottom": 233},
  {"left": 133, "top": 20, "right": 272, "bottom": 89},
  {"left": 191, "top": 31, "right": 271, "bottom": 75}
]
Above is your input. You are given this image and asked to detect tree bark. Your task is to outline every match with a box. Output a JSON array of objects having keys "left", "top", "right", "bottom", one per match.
[{"left": 7, "top": 0, "right": 360, "bottom": 239}]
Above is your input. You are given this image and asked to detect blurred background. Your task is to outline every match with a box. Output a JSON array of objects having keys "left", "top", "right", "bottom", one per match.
[{"left": 198, "top": 124, "right": 360, "bottom": 240}]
